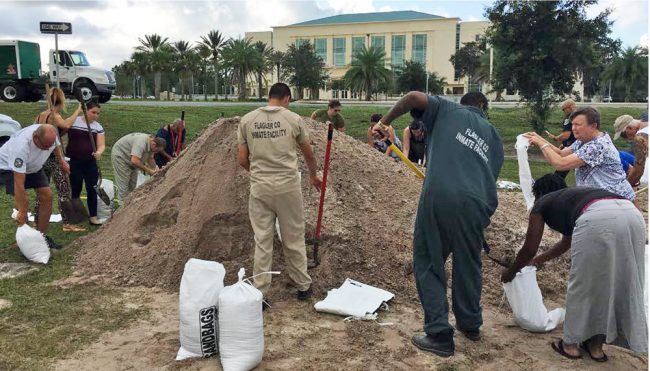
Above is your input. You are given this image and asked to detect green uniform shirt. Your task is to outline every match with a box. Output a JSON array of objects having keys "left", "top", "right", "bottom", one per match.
[
  {"left": 312, "top": 109, "right": 345, "bottom": 129},
  {"left": 413, "top": 96, "right": 504, "bottom": 218},
  {"left": 238, "top": 106, "right": 309, "bottom": 193},
  {"left": 112, "top": 133, "right": 152, "bottom": 166}
]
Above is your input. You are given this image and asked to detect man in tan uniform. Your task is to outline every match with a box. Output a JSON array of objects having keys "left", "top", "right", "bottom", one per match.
[
  {"left": 238, "top": 82, "right": 322, "bottom": 302},
  {"left": 111, "top": 133, "right": 165, "bottom": 203}
]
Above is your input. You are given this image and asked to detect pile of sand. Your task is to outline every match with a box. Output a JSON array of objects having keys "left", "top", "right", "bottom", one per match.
[{"left": 74, "top": 117, "right": 576, "bottom": 305}]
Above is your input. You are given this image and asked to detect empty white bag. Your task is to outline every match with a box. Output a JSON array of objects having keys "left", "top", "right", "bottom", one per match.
[
  {"left": 503, "top": 266, "right": 565, "bottom": 332},
  {"left": 15, "top": 224, "right": 50, "bottom": 264},
  {"left": 314, "top": 278, "right": 394, "bottom": 320},
  {"left": 515, "top": 134, "right": 535, "bottom": 210},
  {"left": 219, "top": 268, "right": 264, "bottom": 371},
  {"left": 176, "top": 259, "right": 226, "bottom": 360}
]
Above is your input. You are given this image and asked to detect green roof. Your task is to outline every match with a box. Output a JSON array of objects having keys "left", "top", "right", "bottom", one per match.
[{"left": 289, "top": 10, "right": 445, "bottom": 27}]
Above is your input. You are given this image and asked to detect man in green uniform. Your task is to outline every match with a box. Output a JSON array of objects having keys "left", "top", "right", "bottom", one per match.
[
  {"left": 373, "top": 92, "right": 503, "bottom": 357},
  {"left": 311, "top": 99, "right": 345, "bottom": 132},
  {"left": 238, "top": 82, "right": 322, "bottom": 302},
  {"left": 111, "top": 133, "right": 165, "bottom": 203}
]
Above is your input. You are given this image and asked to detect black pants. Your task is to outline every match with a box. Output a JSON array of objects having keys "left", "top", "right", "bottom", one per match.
[{"left": 70, "top": 158, "right": 99, "bottom": 217}]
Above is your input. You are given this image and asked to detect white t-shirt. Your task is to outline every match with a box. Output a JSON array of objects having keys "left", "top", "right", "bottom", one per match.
[
  {"left": 0, "top": 124, "right": 56, "bottom": 174},
  {"left": 638, "top": 127, "right": 649, "bottom": 185}
]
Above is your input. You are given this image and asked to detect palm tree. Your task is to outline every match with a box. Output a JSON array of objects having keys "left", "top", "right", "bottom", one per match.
[
  {"left": 343, "top": 46, "right": 392, "bottom": 101},
  {"left": 198, "top": 30, "right": 227, "bottom": 100},
  {"left": 130, "top": 51, "right": 150, "bottom": 98},
  {"left": 173, "top": 40, "right": 193, "bottom": 100},
  {"left": 268, "top": 50, "right": 285, "bottom": 83},
  {"left": 136, "top": 34, "right": 172, "bottom": 99},
  {"left": 195, "top": 44, "right": 212, "bottom": 101},
  {"left": 602, "top": 46, "right": 648, "bottom": 102},
  {"left": 221, "top": 37, "right": 263, "bottom": 100},
  {"left": 253, "top": 41, "right": 273, "bottom": 100},
  {"left": 427, "top": 72, "right": 447, "bottom": 95}
]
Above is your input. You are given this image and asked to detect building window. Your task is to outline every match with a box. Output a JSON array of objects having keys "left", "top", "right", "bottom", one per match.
[
  {"left": 333, "top": 37, "right": 346, "bottom": 67},
  {"left": 296, "top": 38, "right": 310, "bottom": 47},
  {"left": 370, "top": 35, "right": 385, "bottom": 52},
  {"left": 315, "top": 38, "right": 327, "bottom": 63},
  {"left": 352, "top": 36, "right": 365, "bottom": 61},
  {"left": 391, "top": 35, "right": 406, "bottom": 68},
  {"left": 454, "top": 24, "right": 461, "bottom": 81},
  {"left": 412, "top": 34, "right": 426, "bottom": 66}
]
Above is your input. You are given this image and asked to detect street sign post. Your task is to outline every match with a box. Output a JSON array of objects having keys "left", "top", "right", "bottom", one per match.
[{"left": 40, "top": 22, "right": 72, "bottom": 89}]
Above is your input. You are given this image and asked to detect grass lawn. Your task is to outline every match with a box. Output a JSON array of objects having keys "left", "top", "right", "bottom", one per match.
[{"left": 0, "top": 100, "right": 644, "bottom": 368}]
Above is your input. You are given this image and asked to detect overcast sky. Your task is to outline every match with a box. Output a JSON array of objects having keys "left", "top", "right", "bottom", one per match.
[{"left": 0, "top": 0, "right": 647, "bottom": 71}]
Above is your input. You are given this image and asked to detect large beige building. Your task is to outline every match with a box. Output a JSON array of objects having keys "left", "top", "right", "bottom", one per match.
[{"left": 245, "top": 10, "right": 490, "bottom": 99}]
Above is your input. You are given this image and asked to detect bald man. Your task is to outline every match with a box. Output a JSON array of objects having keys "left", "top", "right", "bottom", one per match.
[{"left": 0, "top": 124, "right": 61, "bottom": 248}]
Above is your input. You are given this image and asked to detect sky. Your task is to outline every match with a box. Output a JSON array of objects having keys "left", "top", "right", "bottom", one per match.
[{"left": 0, "top": 0, "right": 647, "bottom": 71}]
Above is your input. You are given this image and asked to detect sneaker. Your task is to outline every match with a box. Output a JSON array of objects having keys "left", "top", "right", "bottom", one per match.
[
  {"left": 44, "top": 235, "right": 62, "bottom": 250},
  {"left": 297, "top": 286, "right": 313, "bottom": 301},
  {"left": 459, "top": 328, "right": 481, "bottom": 341},
  {"left": 411, "top": 333, "right": 455, "bottom": 357}
]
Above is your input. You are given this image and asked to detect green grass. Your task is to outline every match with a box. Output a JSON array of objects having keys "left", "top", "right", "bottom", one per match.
[{"left": 0, "top": 101, "right": 643, "bottom": 367}]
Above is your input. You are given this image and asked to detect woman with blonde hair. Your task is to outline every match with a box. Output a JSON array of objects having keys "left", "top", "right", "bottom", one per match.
[{"left": 33, "top": 87, "right": 86, "bottom": 232}]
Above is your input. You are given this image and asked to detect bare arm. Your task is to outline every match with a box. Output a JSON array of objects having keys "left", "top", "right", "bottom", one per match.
[
  {"left": 526, "top": 132, "right": 584, "bottom": 170},
  {"left": 131, "top": 155, "right": 156, "bottom": 175},
  {"left": 381, "top": 91, "right": 429, "bottom": 125},
  {"left": 53, "top": 145, "right": 70, "bottom": 174},
  {"left": 531, "top": 234, "right": 572, "bottom": 266},
  {"left": 51, "top": 104, "right": 83, "bottom": 130},
  {"left": 299, "top": 141, "right": 322, "bottom": 192},
  {"left": 237, "top": 144, "right": 250, "bottom": 171},
  {"left": 367, "top": 128, "right": 374, "bottom": 147},
  {"left": 310, "top": 111, "right": 317, "bottom": 120},
  {"left": 94, "top": 135, "right": 106, "bottom": 160},
  {"left": 628, "top": 134, "right": 648, "bottom": 186},
  {"left": 501, "top": 213, "right": 545, "bottom": 282}
]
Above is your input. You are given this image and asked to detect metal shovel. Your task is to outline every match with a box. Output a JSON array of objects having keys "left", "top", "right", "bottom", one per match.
[{"left": 308, "top": 123, "right": 334, "bottom": 268}]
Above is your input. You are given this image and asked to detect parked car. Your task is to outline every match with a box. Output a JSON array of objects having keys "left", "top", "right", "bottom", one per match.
[
  {"left": 603, "top": 96, "right": 613, "bottom": 103},
  {"left": 146, "top": 95, "right": 155, "bottom": 100}
]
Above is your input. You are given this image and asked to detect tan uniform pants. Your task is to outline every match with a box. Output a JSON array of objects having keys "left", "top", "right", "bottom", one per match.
[
  {"left": 249, "top": 182, "right": 312, "bottom": 295},
  {"left": 111, "top": 155, "right": 138, "bottom": 204}
]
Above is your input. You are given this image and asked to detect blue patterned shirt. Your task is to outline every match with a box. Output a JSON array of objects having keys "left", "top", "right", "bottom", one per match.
[{"left": 571, "top": 133, "right": 634, "bottom": 200}]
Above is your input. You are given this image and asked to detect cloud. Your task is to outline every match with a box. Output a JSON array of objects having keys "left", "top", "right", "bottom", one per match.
[
  {"left": 320, "top": 0, "right": 376, "bottom": 13},
  {"left": 641, "top": 33, "right": 649, "bottom": 48}
]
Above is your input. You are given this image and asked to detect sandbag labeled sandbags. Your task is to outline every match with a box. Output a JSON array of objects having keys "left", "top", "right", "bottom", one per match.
[
  {"left": 96, "top": 179, "right": 115, "bottom": 223},
  {"left": 503, "top": 266, "right": 565, "bottom": 332},
  {"left": 219, "top": 268, "right": 264, "bottom": 371},
  {"left": 176, "top": 259, "right": 226, "bottom": 360},
  {"left": 15, "top": 224, "right": 50, "bottom": 264}
]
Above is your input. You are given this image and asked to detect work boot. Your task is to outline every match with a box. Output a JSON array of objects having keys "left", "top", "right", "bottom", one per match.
[
  {"left": 411, "top": 332, "right": 455, "bottom": 357},
  {"left": 44, "top": 235, "right": 62, "bottom": 250},
  {"left": 297, "top": 286, "right": 313, "bottom": 301},
  {"left": 459, "top": 328, "right": 481, "bottom": 341}
]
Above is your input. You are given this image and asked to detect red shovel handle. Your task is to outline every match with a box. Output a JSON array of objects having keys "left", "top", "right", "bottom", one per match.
[
  {"left": 314, "top": 123, "right": 334, "bottom": 239},
  {"left": 176, "top": 111, "right": 185, "bottom": 156}
]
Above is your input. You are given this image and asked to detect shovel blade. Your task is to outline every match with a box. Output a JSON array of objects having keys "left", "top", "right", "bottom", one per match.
[
  {"left": 95, "top": 185, "right": 111, "bottom": 206},
  {"left": 307, "top": 240, "right": 320, "bottom": 269}
]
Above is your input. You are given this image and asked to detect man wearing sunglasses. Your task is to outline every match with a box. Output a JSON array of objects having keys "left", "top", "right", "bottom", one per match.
[
  {"left": 0, "top": 124, "right": 62, "bottom": 249},
  {"left": 310, "top": 99, "right": 345, "bottom": 132}
]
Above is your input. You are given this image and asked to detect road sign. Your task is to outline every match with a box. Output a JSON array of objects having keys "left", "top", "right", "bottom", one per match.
[{"left": 40, "top": 22, "right": 72, "bottom": 34}]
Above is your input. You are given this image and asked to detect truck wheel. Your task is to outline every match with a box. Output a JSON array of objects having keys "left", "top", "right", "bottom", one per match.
[
  {"left": 0, "top": 83, "right": 25, "bottom": 103},
  {"left": 98, "top": 93, "right": 112, "bottom": 103},
  {"left": 75, "top": 81, "right": 97, "bottom": 102}
]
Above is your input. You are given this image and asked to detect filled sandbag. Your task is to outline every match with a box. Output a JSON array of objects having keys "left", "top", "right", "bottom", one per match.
[
  {"left": 96, "top": 179, "right": 115, "bottom": 223},
  {"left": 503, "top": 266, "right": 565, "bottom": 332},
  {"left": 218, "top": 268, "right": 264, "bottom": 371},
  {"left": 176, "top": 259, "right": 226, "bottom": 360},
  {"left": 15, "top": 224, "right": 50, "bottom": 264}
]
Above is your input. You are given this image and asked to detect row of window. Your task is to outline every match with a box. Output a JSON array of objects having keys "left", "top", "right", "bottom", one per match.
[{"left": 297, "top": 34, "right": 427, "bottom": 68}]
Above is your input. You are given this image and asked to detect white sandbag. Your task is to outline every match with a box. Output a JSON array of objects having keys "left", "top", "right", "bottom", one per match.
[
  {"left": 314, "top": 278, "right": 394, "bottom": 320},
  {"left": 96, "top": 179, "right": 115, "bottom": 223},
  {"left": 219, "top": 268, "right": 264, "bottom": 371},
  {"left": 176, "top": 259, "right": 226, "bottom": 360},
  {"left": 515, "top": 135, "right": 535, "bottom": 210},
  {"left": 503, "top": 266, "right": 565, "bottom": 332},
  {"left": 15, "top": 224, "right": 50, "bottom": 264},
  {"left": 136, "top": 172, "right": 151, "bottom": 188}
]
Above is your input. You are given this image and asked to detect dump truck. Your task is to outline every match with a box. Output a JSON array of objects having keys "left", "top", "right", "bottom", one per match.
[{"left": 0, "top": 40, "right": 115, "bottom": 103}]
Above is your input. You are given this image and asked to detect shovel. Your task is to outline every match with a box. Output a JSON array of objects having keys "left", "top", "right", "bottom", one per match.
[
  {"left": 308, "top": 123, "right": 334, "bottom": 269},
  {"left": 74, "top": 89, "right": 111, "bottom": 206}
]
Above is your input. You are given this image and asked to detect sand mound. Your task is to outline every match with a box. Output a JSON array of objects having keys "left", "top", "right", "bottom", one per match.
[{"left": 74, "top": 117, "right": 571, "bottom": 305}]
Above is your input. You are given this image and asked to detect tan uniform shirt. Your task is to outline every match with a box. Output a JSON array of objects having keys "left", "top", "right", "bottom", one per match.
[
  {"left": 238, "top": 106, "right": 309, "bottom": 193},
  {"left": 112, "top": 133, "right": 152, "bottom": 167}
]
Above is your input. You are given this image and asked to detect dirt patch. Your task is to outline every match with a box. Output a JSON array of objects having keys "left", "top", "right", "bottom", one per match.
[{"left": 0, "top": 262, "right": 40, "bottom": 280}]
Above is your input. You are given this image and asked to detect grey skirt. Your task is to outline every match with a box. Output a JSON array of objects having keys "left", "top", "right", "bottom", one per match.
[{"left": 563, "top": 199, "right": 647, "bottom": 352}]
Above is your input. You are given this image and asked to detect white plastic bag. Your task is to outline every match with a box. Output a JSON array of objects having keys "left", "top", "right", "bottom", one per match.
[
  {"left": 219, "top": 268, "right": 264, "bottom": 371},
  {"left": 176, "top": 259, "right": 226, "bottom": 360},
  {"left": 136, "top": 172, "right": 151, "bottom": 188},
  {"left": 96, "top": 179, "right": 115, "bottom": 223},
  {"left": 515, "top": 135, "right": 535, "bottom": 210},
  {"left": 315, "top": 278, "right": 394, "bottom": 320},
  {"left": 15, "top": 225, "right": 50, "bottom": 264},
  {"left": 503, "top": 266, "right": 565, "bottom": 332}
]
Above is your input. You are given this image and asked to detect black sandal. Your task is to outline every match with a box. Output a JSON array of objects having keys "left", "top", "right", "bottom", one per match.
[
  {"left": 551, "top": 340, "right": 582, "bottom": 360},
  {"left": 580, "top": 342, "right": 608, "bottom": 362}
]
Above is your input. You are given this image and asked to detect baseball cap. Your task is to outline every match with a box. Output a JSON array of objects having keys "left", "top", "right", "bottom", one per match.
[{"left": 613, "top": 115, "right": 637, "bottom": 140}]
